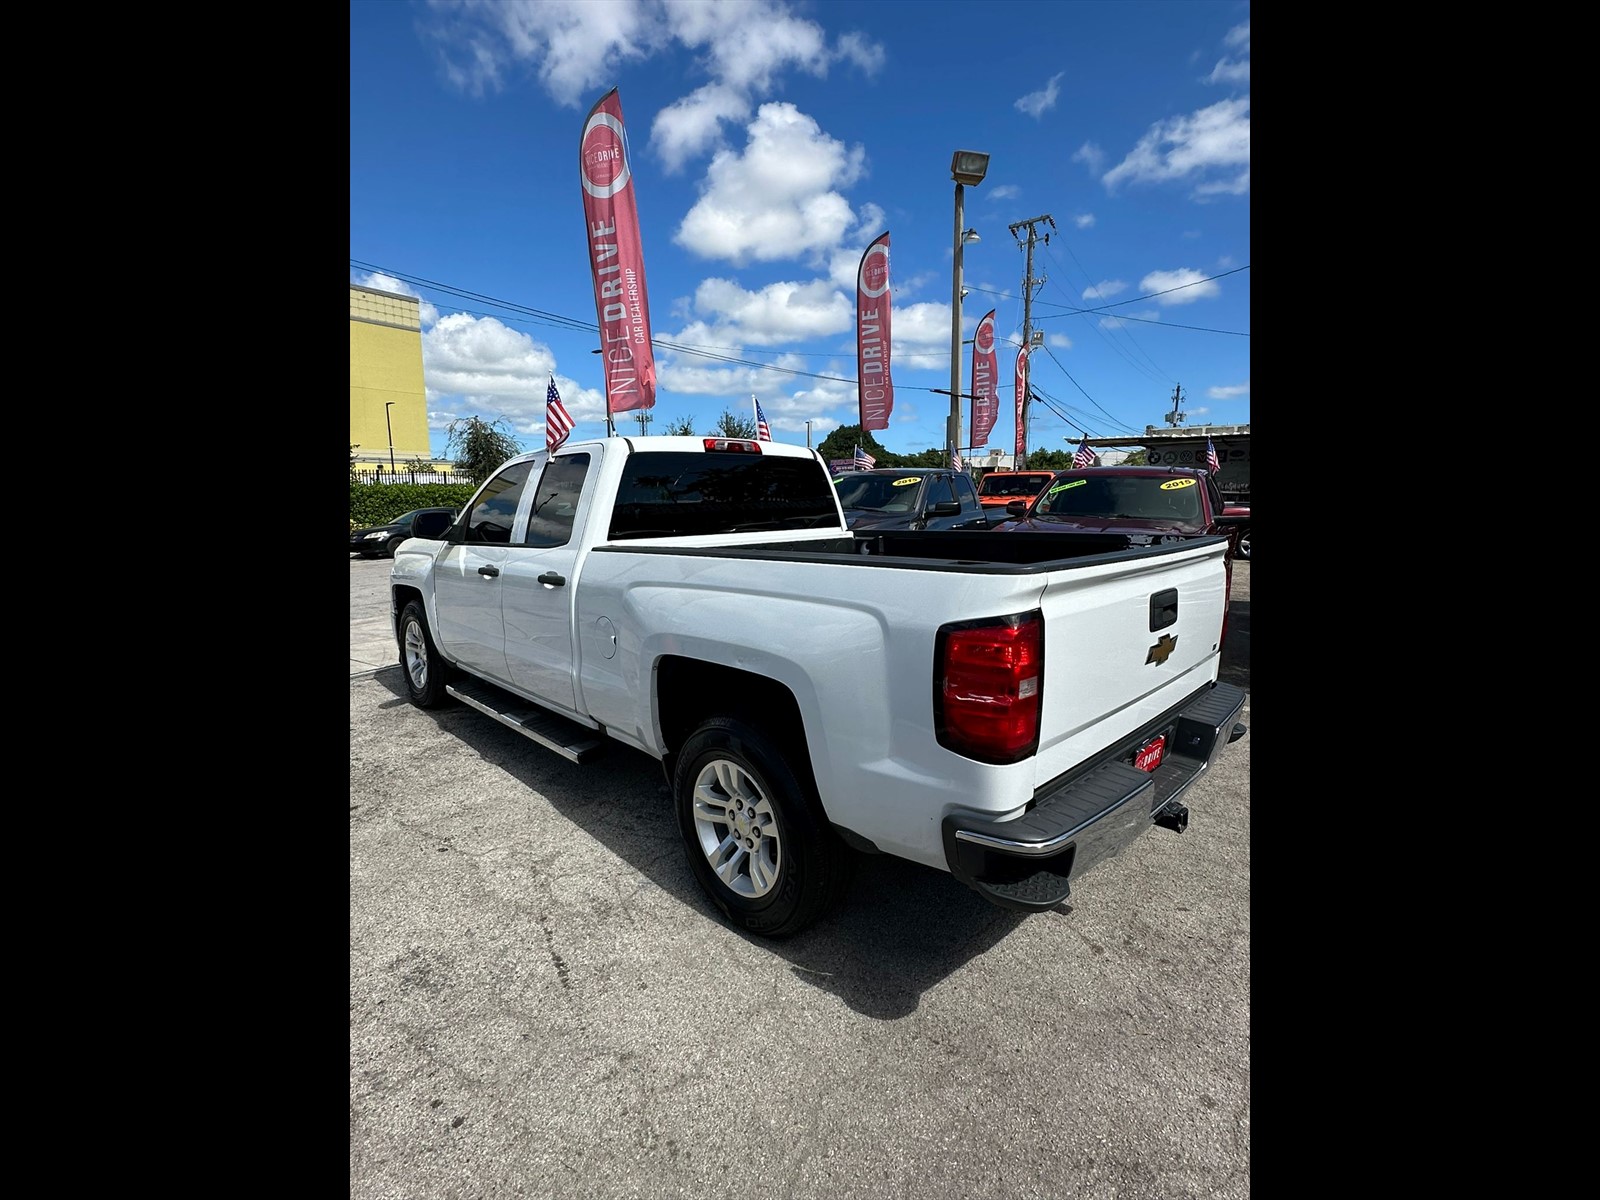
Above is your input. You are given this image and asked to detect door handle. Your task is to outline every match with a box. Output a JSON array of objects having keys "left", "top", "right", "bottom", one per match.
[
  {"left": 538, "top": 571, "right": 566, "bottom": 587},
  {"left": 478, "top": 565, "right": 500, "bottom": 578}
]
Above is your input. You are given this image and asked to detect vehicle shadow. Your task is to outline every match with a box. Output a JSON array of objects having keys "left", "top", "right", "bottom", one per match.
[
  {"left": 1218, "top": 597, "right": 1250, "bottom": 693},
  {"left": 371, "top": 668, "right": 1026, "bottom": 1019}
]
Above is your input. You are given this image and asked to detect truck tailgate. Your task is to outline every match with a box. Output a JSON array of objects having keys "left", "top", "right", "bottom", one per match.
[{"left": 1031, "top": 540, "right": 1229, "bottom": 788}]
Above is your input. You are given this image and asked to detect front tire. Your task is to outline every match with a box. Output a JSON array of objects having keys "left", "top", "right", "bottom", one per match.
[
  {"left": 398, "top": 599, "right": 448, "bottom": 707},
  {"left": 672, "top": 716, "right": 851, "bottom": 938}
]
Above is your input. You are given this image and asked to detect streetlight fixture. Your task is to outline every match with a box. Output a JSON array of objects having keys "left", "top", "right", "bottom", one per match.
[
  {"left": 384, "top": 401, "right": 396, "bottom": 473},
  {"left": 949, "top": 150, "right": 989, "bottom": 468}
]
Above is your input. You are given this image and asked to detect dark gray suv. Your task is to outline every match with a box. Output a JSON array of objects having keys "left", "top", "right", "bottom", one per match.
[{"left": 832, "top": 469, "right": 989, "bottom": 532}]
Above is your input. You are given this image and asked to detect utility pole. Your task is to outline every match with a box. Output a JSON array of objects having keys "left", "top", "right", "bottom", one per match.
[
  {"left": 1009, "top": 214, "right": 1054, "bottom": 469},
  {"left": 634, "top": 411, "right": 653, "bottom": 436},
  {"left": 1163, "top": 383, "right": 1186, "bottom": 427}
]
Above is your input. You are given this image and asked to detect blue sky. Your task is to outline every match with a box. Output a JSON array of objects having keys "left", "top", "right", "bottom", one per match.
[{"left": 350, "top": 0, "right": 1249, "bottom": 462}]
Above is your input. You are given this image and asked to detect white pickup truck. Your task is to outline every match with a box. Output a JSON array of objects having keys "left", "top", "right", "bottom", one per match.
[{"left": 390, "top": 435, "right": 1246, "bottom": 937}]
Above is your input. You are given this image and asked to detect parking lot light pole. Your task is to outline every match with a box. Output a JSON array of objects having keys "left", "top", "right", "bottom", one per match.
[
  {"left": 948, "top": 150, "right": 989, "bottom": 468},
  {"left": 384, "top": 402, "right": 396, "bottom": 473}
]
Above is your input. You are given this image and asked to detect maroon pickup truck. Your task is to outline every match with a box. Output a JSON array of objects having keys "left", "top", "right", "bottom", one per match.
[
  {"left": 992, "top": 464, "right": 1249, "bottom": 564},
  {"left": 992, "top": 465, "right": 1250, "bottom": 639}
]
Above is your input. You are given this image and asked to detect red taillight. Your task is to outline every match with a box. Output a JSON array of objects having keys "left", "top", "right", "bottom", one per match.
[
  {"left": 934, "top": 611, "right": 1043, "bottom": 764},
  {"left": 702, "top": 437, "right": 762, "bottom": 453}
]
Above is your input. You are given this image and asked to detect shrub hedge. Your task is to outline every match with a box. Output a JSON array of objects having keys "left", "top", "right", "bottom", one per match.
[{"left": 350, "top": 482, "right": 477, "bottom": 528}]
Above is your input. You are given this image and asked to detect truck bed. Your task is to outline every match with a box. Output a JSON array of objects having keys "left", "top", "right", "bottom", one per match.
[{"left": 593, "top": 528, "right": 1225, "bottom": 570}]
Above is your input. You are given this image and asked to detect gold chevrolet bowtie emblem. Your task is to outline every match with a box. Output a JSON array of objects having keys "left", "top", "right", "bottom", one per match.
[{"left": 1145, "top": 634, "right": 1178, "bottom": 666}]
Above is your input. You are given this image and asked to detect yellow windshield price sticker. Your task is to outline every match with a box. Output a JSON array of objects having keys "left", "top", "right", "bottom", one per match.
[
  {"left": 892, "top": 477, "right": 920, "bottom": 487},
  {"left": 1049, "top": 479, "right": 1087, "bottom": 494},
  {"left": 1160, "top": 478, "right": 1196, "bottom": 490}
]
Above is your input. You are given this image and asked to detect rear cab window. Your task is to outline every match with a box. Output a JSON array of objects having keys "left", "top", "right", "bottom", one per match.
[{"left": 609, "top": 451, "right": 840, "bottom": 539}]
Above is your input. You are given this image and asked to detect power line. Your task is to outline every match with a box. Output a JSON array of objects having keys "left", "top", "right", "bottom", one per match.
[
  {"left": 352, "top": 259, "right": 1244, "bottom": 432},
  {"left": 960, "top": 281, "right": 1248, "bottom": 336}
]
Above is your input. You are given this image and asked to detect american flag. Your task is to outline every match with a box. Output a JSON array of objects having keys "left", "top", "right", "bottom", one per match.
[
  {"left": 1072, "top": 436, "right": 1095, "bottom": 469},
  {"left": 754, "top": 397, "right": 772, "bottom": 441},
  {"left": 854, "top": 445, "right": 875, "bottom": 470},
  {"left": 1205, "top": 437, "right": 1221, "bottom": 473},
  {"left": 546, "top": 378, "right": 575, "bottom": 452},
  {"left": 951, "top": 447, "right": 963, "bottom": 471}
]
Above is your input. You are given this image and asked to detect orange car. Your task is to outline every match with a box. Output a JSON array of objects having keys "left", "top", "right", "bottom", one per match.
[{"left": 975, "top": 470, "right": 1055, "bottom": 511}]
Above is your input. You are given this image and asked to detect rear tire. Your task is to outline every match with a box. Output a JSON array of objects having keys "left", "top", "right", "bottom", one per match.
[
  {"left": 672, "top": 716, "right": 851, "bottom": 937},
  {"left": 398, "top": 599, "right": 449, "bottom": 708}
]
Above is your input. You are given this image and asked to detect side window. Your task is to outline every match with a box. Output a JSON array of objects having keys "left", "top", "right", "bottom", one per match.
[
  {"left": 929, "top": 476, "right": 957, "bottom": 506},
  {"left": 463, "top": 461, "right": 533, "bottom": 545},
  {"left": 953, "top": 475, "right": 979, "bottom": 507},
  {"left": 523, "top": 453, "right": 592, "bottom": 548}
]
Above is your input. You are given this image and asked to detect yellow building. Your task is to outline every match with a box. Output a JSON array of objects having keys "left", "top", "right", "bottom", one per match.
[{"left": 349, "top": 284, "right": 445, "bottom": 475}]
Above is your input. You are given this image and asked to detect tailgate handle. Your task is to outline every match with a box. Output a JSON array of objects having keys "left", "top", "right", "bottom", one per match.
[{"left": 1150, "top": 588, "right": 1178, "bottom": 631}]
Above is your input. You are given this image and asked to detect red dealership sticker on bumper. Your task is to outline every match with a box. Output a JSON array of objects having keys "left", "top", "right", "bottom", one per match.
[{"left": 1134, "top": 734, "right": 1166, "bottom": 773}]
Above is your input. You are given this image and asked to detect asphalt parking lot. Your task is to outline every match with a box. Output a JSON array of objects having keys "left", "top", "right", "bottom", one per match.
[{"left": 350, "top": 554, "right": 1251, "bottom": 1199}]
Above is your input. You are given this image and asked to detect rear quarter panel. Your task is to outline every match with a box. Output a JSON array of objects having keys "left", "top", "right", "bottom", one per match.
[{"left": 570, "top": 538, "right": 1229, "bottom": 871}]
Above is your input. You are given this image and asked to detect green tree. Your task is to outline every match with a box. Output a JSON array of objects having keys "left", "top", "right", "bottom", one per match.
[
  {"left": 664, "top": 416, "right": 696, "bottom": 435},
  {"left": 1027, "top": 448, "right": 1073, "bottom": 470},
  {"left": 901, "top": 447, "right": 948, "bottom": 468},
  {"left": 816, "top": 423, "right": 893, "bottom": 467},
  {"left": 713, "top": 409, "right": 757, "bottom": 438},
  {"left": 445, "top": 415, "right": 523, "bottom": 486},
  {"left": 350, "top": 443, "right": 359, "bottom": 479},
  {"left": 1122, "top": 449, "right": 1149, "bottom": 465}
]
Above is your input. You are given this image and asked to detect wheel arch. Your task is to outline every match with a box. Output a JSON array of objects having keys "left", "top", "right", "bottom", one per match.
[
  {"left": 656, "top": 658, "right": 821, "bottom": 811},
  {"left": 391, "top": 582, "right": 426, "bottom": 642}
]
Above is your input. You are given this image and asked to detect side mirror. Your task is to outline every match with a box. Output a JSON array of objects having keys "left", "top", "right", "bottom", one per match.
[
  {"left": 413, "top": 511, "right": 454, "bottom": 539},
  {"left": 927, "top": 500, "right": 961, "bottom": 517},
  {"left": 1006, "top": 500, "right": 1027, "bottom": 515}
]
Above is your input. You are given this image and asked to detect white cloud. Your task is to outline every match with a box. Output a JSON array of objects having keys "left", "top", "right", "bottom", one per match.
[
  {"left": 1098, "top": 309, "right": 1159, "bottom": 331},
  {"left": 674, "top": 102, "right": 865, "bottom": 265},
  {"left": 1073, "top": 212, "right": 1095, "bottom": 229},
  {"left": 1015, "top": 72, "right": 1064, "bottom": 119},
  {"left": 1138, "top": 267, "right": 1221, "bottom": 306},
  {"left": 1207, "top": 381, "right": 1249, "bottom": 400},
  {"left": 1101, "top": 97, "right": 1249, "bottom": 198},
  {"left": 886, "top": 300, "right": 962, "bottom": 352},
  {"left": 1047, "top": 332, "right": 1073, "bottom": 350},
  {"left": 687, "top": 276, "right": 853, "bottom": 345},
  {"left": 416, "top": 312, "right": 612, "bottom": 445},
  {"left": 854, "top": 202, "right": 888, "bottom": 241},
  {"left": 426, "top": 0, "right": 884, "bottom": 170},
  {"left": 666, "top": 0, "right": 830, "bottom": 92},
  {"left": 1206, "top": 21, "right": 1250, "bottom": 85},
  {"left": 1193, "top": 171, "right": 1250, "bottom": 197},
  {"left": 652, "top": 84, "right": 752, "bottom": 173},
  {"left": 1083, "top": 279, "right": 1127, "bottom": 302},
  {"left": 428, "top": 0, "right": 672, "bottom": 105},
  {"left": 835, "top": 31, "right": 886, "bottom": 74},
  {"left": 1072, "top": 141, "right": 1106, "bottom": 176},
  {"left": 987, "top": 184, "right": 1020, "bottom": 201}
]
